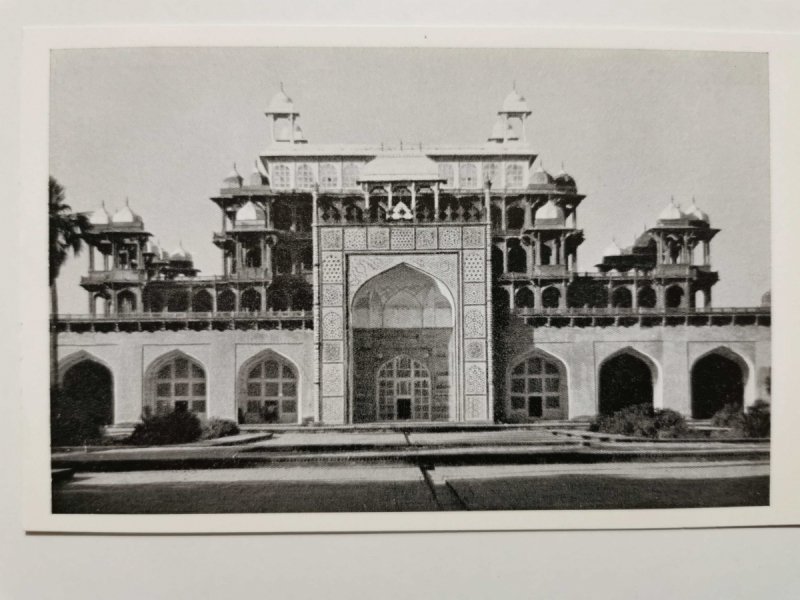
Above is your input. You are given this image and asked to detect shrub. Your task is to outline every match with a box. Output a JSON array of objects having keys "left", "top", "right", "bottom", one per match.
[
  {"left": 591, "top": 403, "right": 689, "bottom": 439},
  {"left": 710, "top": 403, "right": 746, "bottom": 429},
  {"left": 742, "top": 400, "right": 771, "bottom": 438},
  {"left": 128, "top": 409, "right": 202, "bottom": 445},
  {"left": 200, "top": 418, "right": 240, "bottom": 440},
  {"left": 710, "top": 401, "right": 770, "bottom": 438}
]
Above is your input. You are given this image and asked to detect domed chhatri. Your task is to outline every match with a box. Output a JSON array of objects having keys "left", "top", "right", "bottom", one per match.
[
  {"left": 169, "top": 241, "right": 193, "bottom": 263},
  {"left": 111, "top": 198, "right": 144, "bottom": 227},
  {"left": 658, "top": 198, "right": 685, "bottom": 221},
  {"left": 555, "top": 164, "right": 577, "bottom": 189},
  {"left": 235, "top": 199, "right": 267, "bottom": 223},
  {"left": 529, "top": 162, "right": 555, "bottom": 186},
  {"left": 88, "top": 201, "right": 111, "bottom": 226},
  {"left": 266, "top": 83, "right": 298, "bottom": 115},
  {"left": 223, "top": 163, "right": 244, "bottom": 188},
  {"left": 501, "top": 87, "right": 532, "bottom": 115},
  {"left": 686, "top": 198, "right": 710, "bottom": 223},
  {"left": 536, "top": 199, "right": 565, "bottom": 222}
]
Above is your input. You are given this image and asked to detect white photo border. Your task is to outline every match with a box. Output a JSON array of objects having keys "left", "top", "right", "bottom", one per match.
[{"left": 20, "top": 25, "right": 800, "bottom": 533}]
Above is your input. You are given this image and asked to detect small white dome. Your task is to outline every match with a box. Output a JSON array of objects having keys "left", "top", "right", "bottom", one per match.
[
  {"left": 88, "top": 202, "right": 111, "bottom": 225},
  {"left": 235, "top": 200, "right": 266, "bottom": 222},
  {"left": 111, "top": 199, "right": 143, "bottom": 226},
  {"left": 170, "top": 242, "right": 192, "bottom": 262},
  {"left": 603, "top": 240, "right": 623, "bottom": 257},
  {"left": 658, "top": 199, "right": 685, "bottom": 221},
  {"left": 536, "top": 200, "right": 565, "bottom": 221},
  {"left": 501, "top": 88, "right": 531, "bottom": 114},
  {"left": 555, "top": 166, "right": 576, "bottom": 189},
  {"left": 267, "top": 86, "right": 298, "bottom": 114},
  {"left": 530, "top": 163, "right": 554, "bottom": 185},
  {"left": 686, "top": 199, "right": 709, "bottom": 223},
  {"left": 223, "top": 164, "right": 243, "bottom": 188}
]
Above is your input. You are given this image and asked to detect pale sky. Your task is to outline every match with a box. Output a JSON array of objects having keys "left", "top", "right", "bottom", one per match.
[{"left": 50, "top": 47, "right": 770, "bottom": 311}]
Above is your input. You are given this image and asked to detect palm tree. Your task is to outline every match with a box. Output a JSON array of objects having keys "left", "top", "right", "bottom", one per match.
[{"left": 49, "top": 176, "right": 89, "bottom": 389}]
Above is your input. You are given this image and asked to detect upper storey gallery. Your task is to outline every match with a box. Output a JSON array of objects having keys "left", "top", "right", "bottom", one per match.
[{"left": 217, "top": 85, "right": 580, "bottom": 196}]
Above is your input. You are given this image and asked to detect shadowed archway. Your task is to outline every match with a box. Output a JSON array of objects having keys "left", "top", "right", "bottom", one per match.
[
  {"left": 691, "top": 349, "right": 747, "bottom": 419},
  {"left": 599, "top": 350, "right": 656, "bottom": 415}
]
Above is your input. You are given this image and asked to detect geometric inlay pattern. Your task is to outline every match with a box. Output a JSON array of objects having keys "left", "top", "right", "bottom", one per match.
[
  {"left": 322, "top": 341, "right": 343, "bottom": 363},
  {"left": 462, "top": 226, "right": 485, "bottom": 249},
  {"left": 465, "top": 363, "right": 487, "bottom": 395},
  {"left": 463, "top": 282, "right": 485, "bottom": 305},
  {"left": 321, "top": 252, "right": 343, "bottom": 283},
  {"left": 367, "top": 227, "right": 390, "bottom": 250},
  {"left": 320, "top": 228, "right": 343, "bottom": 250},
  {"left": 390, "top": 228, "right": 415, "bottom": 250},
  {"left": 321, "top": 363, "right": 344, "bottom": 396},
  {"left": 321, "top": 285, "right": 343, "bottom": 307},
  {"left": 321, "top": 309, "right": 343, "bottom": 339},
  {"left": 344, "top": 228, "right": 367, "bottom": 250},
  {"left": 438, "top": 227, "right": 462, "bottom": 249},
  {"left": 415, "top": 227, "right": 437, "bottom": 250},
  {"left": 466, "top": 339, "right": 486, "bottom": 361},
  {"left": 464, "top": 307, "right": 486, "bottom": 338},
  {"left": 462, "top": 249, "right": 485, "bottom": 282}
]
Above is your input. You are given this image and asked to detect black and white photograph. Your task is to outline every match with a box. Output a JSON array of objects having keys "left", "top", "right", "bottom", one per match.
[{"left": 42, "top": 44, "right": 775, "bottom": 517}]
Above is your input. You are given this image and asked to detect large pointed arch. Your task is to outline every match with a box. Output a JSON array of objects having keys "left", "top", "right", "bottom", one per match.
[
  {"left": 143, "top": 349, "right": 207, "bottom": 417},
  {"left": 507, "top": 348, "right": 569, "bottom": 420},
  {"left": 350, "top": 262, "right": 455, "bottom": 423},
  {"left": 237, "top": 349, "right": 300, "bottom": 424},
  {"left": 691, "top": 346, "right": 751, "bottom": 419},
  {"left": 55, "top": 351, "right": 115, "bottom": 440},
  {"left": 598, "top": 347, "right": 661, "bottom": 415}
]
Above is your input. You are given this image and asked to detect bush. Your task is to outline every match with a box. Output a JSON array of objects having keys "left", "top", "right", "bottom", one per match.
[
  {"left": 200, "top": 418, "right": 240, "bottom": 440},
  {"left": 743, "top": 400, "right": 771, "bottom": 438},
  {"left": 591, "top": 404, "right": 689, "bottom": 439},
  {"left": 710, "top": 401, "right": 770, "bottom": 438},
  {"left": 710, "top": 403, "right": 746, "bottom": 429},
  {"left": 128, "top": 409, "right": 202, "bottom": 445}
]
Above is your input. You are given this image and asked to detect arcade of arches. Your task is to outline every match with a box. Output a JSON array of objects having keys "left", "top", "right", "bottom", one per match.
[{"left": 55, "top": 343, "right": 756, "bottom": 425}]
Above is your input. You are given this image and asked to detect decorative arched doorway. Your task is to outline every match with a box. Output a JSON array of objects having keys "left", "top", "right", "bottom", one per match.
[
  {"left": 145, "top": 351, "right": 207, "bottom": 417},
  {"left": 238, "top": 351, "right": 299, "bottom": 424},
  {"left": 691, "top": 349, "right": 747, "bottom": 419},
  {"left": 376, "top": 355, "right": 432, "bottom": 421},
  {"left": 350, "top": 263, "right": 454, "bottom": 422},
  {"left": 55, "top": 355, "right": 114, "bottom": 443},
  {"left": 507, "top": 351, "right": 568, "bottom": 420},
  {"left": 599, "top": 350, "right": 656, "bottom": 415}
]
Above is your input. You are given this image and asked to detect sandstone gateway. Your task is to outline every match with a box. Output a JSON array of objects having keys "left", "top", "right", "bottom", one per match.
[{"left": 54, "top": 87, "right": 771, "bottom": 428}]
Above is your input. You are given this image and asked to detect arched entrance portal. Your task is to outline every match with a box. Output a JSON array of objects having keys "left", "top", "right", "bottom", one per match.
[
  {"left": 55, "top": 357, "right": 113, "bottom": 444},
  {"left": 351, "top": 263, "right": 453, "bottom": 422},
  {"left": 691, "top": 350, "right": 746, "bottom": 419},
  {"left": 599, "top": 351, "right": 654, "bottom": 415}
]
